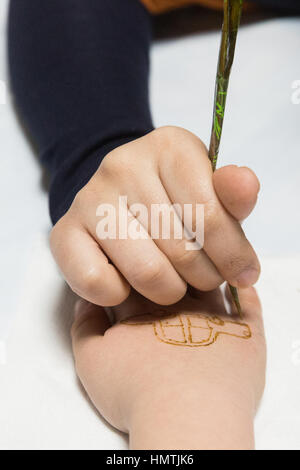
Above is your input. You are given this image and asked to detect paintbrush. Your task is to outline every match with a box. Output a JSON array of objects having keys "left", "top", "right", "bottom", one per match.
[{"left": 208, "top": 0, "right": 244, "bottom": 318}]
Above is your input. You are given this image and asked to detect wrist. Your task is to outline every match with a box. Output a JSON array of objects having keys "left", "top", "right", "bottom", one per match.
[{"left": 128, "top": 383, "right": 255, "bottom": 450}]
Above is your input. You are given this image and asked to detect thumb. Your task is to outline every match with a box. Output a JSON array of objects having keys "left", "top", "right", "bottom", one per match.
[
  {"left": 213, "top": 165, "right": 260, "bottom": 222},
  {"left": 71, "top": 299, "right": 111, "bottom": 354}
]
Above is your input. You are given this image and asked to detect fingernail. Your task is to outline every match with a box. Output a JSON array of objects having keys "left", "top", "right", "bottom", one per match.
[
  {"left": 74, "top": 299, "right": 91, "bottom": 320},
  {"left": 236, "top": 268, "right": 259, "bottom": 287}
]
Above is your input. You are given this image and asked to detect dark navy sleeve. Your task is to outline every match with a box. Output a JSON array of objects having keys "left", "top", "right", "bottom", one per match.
[{"left": 8, "top": 0, "right": 154, "bottom": 224}]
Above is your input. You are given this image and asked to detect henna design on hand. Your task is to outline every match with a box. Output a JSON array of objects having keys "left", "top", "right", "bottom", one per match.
[{"left": 122, "top": 311, "right": 251, "bottom": 347}]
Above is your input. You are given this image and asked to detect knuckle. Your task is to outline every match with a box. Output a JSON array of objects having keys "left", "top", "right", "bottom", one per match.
[
  {"left": 164, "top": 287, "right": 187, "bottom": 305},
  {"left": 171, "top": 239, "right": 200, "bottom": 267},
  {"left": 151, "top": 126, "right": 189, "bottom": 151},
  {"left": 72, "top": 187, "right": 89, "bottom": 210},
  {"left": 100, "top": 150, "right": 122, "bottom": 175},
  {"left": 203, "top": 201, "right": 221, "bottom": 237},
  {"left": 152, "top": 125, "right": 182, "bottom": 140},
  {"left": 153, "top": 125, "right": 193, "bottom": 143},
  {"left": 196, "top": 277, "right": 223, "bottom": 292},
  {"left": 70, "top": 280, "right": 129, "bottom": 308},
  {"left": 154, "top": 126, "right": 207, "bottom": 152},
  {"left": 73, "top": 268, "right": 102, "bottom": 297},
  {"left": 130, "top": 259, "right": 165, "bottom": 287},
  {"left": 154, "top": 127, "right": 208, "bottom": 174},
  {"left": 102, "top": 288, "right": 131, "bottom": 308},
  {"left": 72, "top": 184, "right": 108, "bottom": 213},
  {"left": 100, "top": 147, "right": 137, "bottom": 180},
  {"left": 49, "top": 217, "right": 67, "bottom": 252}
]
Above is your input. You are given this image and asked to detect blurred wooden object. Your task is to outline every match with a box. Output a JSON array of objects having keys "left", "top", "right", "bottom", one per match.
[{"left": 141, "top": 0, "right": 255, "bottom": 14}]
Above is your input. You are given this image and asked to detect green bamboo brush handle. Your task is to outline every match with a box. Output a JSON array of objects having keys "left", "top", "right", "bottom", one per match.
[{"left": 208, "top": 0, "right": 243, "bottom": 317}]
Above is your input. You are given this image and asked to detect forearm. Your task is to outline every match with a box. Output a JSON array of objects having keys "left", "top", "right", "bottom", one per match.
[
  {"left": 8, "top": 0, "right": 153, "bottom": 224},
  {"left": 129, "top": 385, "right": 255, "bottom": 450}
]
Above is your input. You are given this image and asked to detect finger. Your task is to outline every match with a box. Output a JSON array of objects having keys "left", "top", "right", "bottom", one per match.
[
  {"left": 111, "top": 289, "right": 154, "bottom": 323},
  {"left": 71, "top": 299, "right": 111, "bottom": 346},
  {"left": 83, "top": 192, "right": 187, "bottom": 305},
  {"left": 50, "top": 218, "right": 131, "bottom": 307},
  {"left": 187, "top": 286, "right": 226, "bottom": 314},
  {"left": 126, "top": 175, "right": 223, "bottom": 292},
  {"left": 213, "top": 165, "right": 260, "bottom": 221},
  {"left": 71, "top": 299, "right": 115, "bottom": 425},
  {"left": 158, "top": 135, "right": 260, "bottom": 288}
]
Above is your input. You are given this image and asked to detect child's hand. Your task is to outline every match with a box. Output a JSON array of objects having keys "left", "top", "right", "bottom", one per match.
[
  {"left": 71, "top": 287, "right": 266, "bottom": 449},
  {"left": 51, "top": 126, "right": 260, "bottom": 306}
]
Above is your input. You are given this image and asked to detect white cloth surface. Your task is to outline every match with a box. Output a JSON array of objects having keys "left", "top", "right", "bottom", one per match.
[
  {"left": 0, "top": 236, "right": 128, "bottom": 450},
  {"left": 1, "top": 0, "right": 300, "bottom": 450},
  {"left": 0, "top": 0, "right": 49, "bottom": 337},
  {"left": 0, "top": 235, "right": 299, "bottom": 450}
]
